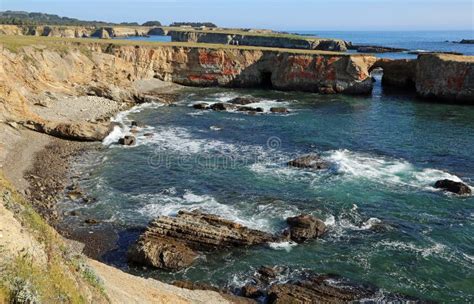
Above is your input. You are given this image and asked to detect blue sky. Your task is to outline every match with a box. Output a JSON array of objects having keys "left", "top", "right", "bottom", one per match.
[{"left": 1, "top": 0, "right": 473, "bottom": 30}]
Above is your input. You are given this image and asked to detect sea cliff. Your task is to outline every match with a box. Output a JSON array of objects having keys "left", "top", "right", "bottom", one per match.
[
  {"left": 0, "top": 24, "right": 349, "bottom": 51},
  {"left": 0, "top": 36, "right": 376, "bottom": 123},
  {"left": 167, "top": 29, "right": 349, "bottom": 51}
]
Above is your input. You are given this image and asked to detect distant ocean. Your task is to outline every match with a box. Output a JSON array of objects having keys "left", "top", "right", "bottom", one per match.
[
  {"left": 296, "top": 30, "right": 474, "bottom": 58},
  {"left": 122, "top": 30, "right": 474, "bottom": 59}
]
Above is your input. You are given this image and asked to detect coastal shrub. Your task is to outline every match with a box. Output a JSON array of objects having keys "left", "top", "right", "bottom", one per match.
[
  {"left": 0, "top": 11, "right": 116, "bottom": 27},
  {"left": 170, "top": 22, "right": 217, "bottom": 28},
  {"left": 10, "top": 277, "right": 40, "bottom": 304},
  {"left": 142, "top": 21, "right": 162, "bottom": 27}
]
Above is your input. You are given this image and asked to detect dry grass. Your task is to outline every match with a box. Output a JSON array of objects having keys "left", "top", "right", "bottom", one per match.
[
  {"left": 0, "top": 34, "right": 357, "bottom": 56},
  {"left": 0, "top": 175, "right": 106, "bottom": 303}
]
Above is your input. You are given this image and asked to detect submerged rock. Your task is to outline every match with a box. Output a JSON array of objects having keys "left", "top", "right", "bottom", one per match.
[
  {"left": 434, "top": 179, "right": 472, "bottom": 195},
  {"left": 270, "top": 107, "right": 289, "bottom": 113},
  {"left": 287, "top": 154, "right": 329, "bottom": 170},
  {"left": 285, "top": 214, "right": 326, "bottom": 243},
  {"left": 128, "top": 211, "right": 276, "bottom": 270},
  {"left": 118, "top": 135, "right": 136, "bottom": 146}
]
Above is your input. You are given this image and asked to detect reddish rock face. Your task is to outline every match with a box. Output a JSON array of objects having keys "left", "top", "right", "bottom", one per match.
[
  {"left": 416, "top": 54, "right": 474, "bottom": 103},
  {"left": 109, "top": 45, "right": 377, "bottom": 94}
]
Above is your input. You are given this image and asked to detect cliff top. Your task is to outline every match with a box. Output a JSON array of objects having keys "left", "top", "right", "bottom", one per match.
[{"left": 0, "top": 35, "right": 360, "bottom": 56}]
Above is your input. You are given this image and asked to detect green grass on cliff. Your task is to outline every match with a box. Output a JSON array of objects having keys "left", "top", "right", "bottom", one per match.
[{"left": 0, "top": 34, "right": 357, "bottom": 56}]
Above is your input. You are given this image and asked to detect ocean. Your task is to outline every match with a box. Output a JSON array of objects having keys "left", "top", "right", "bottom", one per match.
[{"left": 61, "top": 31, "right": 474, "bottom": 302}]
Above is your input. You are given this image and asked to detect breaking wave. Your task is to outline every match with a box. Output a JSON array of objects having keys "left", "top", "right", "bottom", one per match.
[
  {"left": 102, "top": 102, "right": 164, "bottom": 146},
  {"left": 137, "top": 189, "right": 300, "bottom": 232}
]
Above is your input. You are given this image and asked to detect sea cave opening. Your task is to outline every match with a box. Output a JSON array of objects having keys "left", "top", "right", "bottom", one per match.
[{"left": 260, "top": 71, "right": 273, "bottom": 89}]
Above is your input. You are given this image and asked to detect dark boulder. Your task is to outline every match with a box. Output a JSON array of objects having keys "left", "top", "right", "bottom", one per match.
[
  {"left": 270, "top": 107, "right": 289, "bottom": 113},
  {"left": 286, "top": 214, "right": 326, "bottom": 243},
  {"left": 287, "top": 154, "right": 329, "bottom": 170},
  {"left": 130, "top": 121, "right": 145, "bottom": 127},
  {"left": 118, "top": 135, "right": 136, "bottom": 146},
  {"left": 237, "top": 106, "right": 264, "bottom": 112},
  {"left": 229, "top": 97, "right": 261, "bottom": 105},
  {"left": 193, "top": 103, "right": 210, "bottom": 110},
  {"left": 434, "top": 179, "right": 471, "bottom": 195},
  {"left": 460, "top": 39, "right": 474, "bottom": 44},
  {"left": 210, "top": 103, "right": 237, "bottom": 111}
]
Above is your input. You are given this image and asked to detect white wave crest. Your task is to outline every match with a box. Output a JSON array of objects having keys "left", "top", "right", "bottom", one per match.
[
  {"left": 136, "top": 190, "right": 298, "bottom": 232},
  {"left": 268, "top": 241, "right": 298, "bottom": 252},
  {"left": 377, "top": 240, "right": 447, "bottom": 258},
  {"left": 326, "top": 149, "right": 465, "bottom": 190},
  {"left": 102, "top": 102, "right": 164, "bottom": 147}
]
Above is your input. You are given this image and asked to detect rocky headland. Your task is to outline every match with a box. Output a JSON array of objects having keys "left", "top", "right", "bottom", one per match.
[
  {"left": 372, "top": 54, "right": 474, "bottom": 103},
  {"left": 167, "top": 29, "right": 349, "bottom": 51}
]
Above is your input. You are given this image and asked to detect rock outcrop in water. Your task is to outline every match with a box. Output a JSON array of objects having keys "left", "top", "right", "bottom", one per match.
[
  {"left": 287, "top": 154, "right": 330, "bottom": 170},
  {"left": 373, "top": 54, "right": 473, "bottom": 103},
  {"left": 129, "top": 211, "right": 328, "bottom": 270},
  {"left": 416, "top": 54, "right": 474, "bottom": 103},
  {"left": 285, "top": 214, "right": 326, "bottom": 243},
  {"left": 434, "top": 179, "right": 472, "bottom": 195},
  {"left": 128, "top": 211, "right": 277, "bottom": 270}
]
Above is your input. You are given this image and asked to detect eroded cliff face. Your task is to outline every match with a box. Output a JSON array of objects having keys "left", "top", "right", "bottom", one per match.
[
  {"left": 106, "top": 44, "right": 375, "bottom": 93},
  {"left": 416, "top": 54, "right": 474, "bottom": 103},
  {"left": 372, "top": 54, "right": 474, "bottom": 103},
  {"left": 0, "top": 39, "right": 379, "bottom": 146},
  {"left": 169, "top": 30, "right": 349, "bottom": 52}
]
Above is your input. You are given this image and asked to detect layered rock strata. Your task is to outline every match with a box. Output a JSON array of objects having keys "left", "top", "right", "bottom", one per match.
[{"left": 128, "top": 211, "right": 277, "bottom": 270}]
